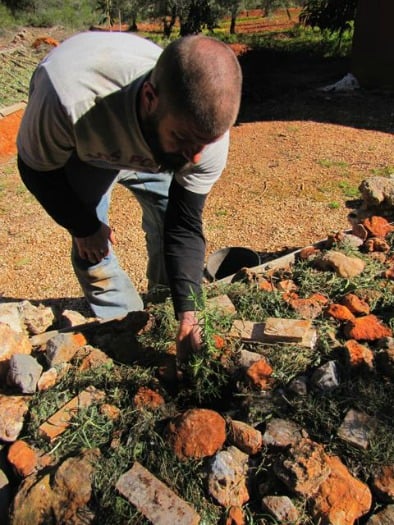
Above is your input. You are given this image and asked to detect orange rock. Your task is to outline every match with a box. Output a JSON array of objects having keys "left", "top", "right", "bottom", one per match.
[
  {"left": 259, "top": 278, "right": 274, "bottom": 292},
  {"left": 299, "top": 246, "right": 320, "bottom": 260},
  {"left": 344, "top": 314, "right": 392, "bottom": 341},
  {"left": 225, "top": 506, "right": 245, "bottom": 525},
  {"left": 344, "top": 340, "right": 374, "bottom": 369},
  {"left": 32, "top": 36, "right": 59, "bottom": 49},
  {"left": 8, "top": 440, "right": 38, "bottom": 477},
  {"left": 364, "top": 237, "right": 391, "bottom": 252},
  {"left": 312, "top": 455, "right": 372, "bottom": 524},
  {"left": 326, "top": 303, "right": 355, "bottom": 322},
  {"left": 288, "top": 293, "right": 328, "bottom": 319},
  {"left": 228, "top": 420, "right": 263, "bottom": 455},
  {"left": 165, "top": 408, "right": 226, "bottom": 460},
  {"left": 246, "top": 359, "right": 274, "bottom": 390},
  {"left": 341, "top": 294, "right": 370, "bottom": 315},
  {"left": 213, "top": 334, "right": 225, "bottom": 350},
  {"left": 133, "top": 387, "right": 165, "bottom": 410},
  {"left": 383, "top": 266, "right": 394, "bottom": 280},
  {"left": 363, "top": 216, "right": 393, "bottom": 238}
]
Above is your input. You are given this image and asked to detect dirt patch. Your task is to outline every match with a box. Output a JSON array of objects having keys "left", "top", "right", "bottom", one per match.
[
  {"left": 0, "top": 15, "right": 393, "bottom": 313},
  {"left": 0, "top": 109, "right": 23, "bottom": 161}
]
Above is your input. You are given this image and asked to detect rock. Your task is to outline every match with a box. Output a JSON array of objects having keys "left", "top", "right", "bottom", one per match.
[
  {"left": 206, "top": 294, "right": 237, "bottom": 315},
  {"left": 343, "top": 340, "right": 374, "bottom": 369},
  {"left": 285, "top": 292, "right": 328, "bottom": 319},
  {"left": 7, "top": 440, "right": 38, "bottom": 477},
  {"left": 45, "top": 332, "right": 87, "bottom": 366},
  {"left": 364, "top": 237, "right": 391, "bottom": 252},
  {"left": 312, "top": 455, "right": 372, "bottom": 525},
  {"left": 326, "top": 303, "right": 355, "bottom": 322},
  {"left": 230, "top": 318, "right": 317, "bottom": 348},
  {"left": 133, "top": 386, "right": 165, "bottom": 410},
  {"left": 287, "top": 375, "right": 308, "bottom": 396},
  {"left": 75, "top": 345, "right": 112, "bottom": 371},
  {"left": 10, "top": 448, "right": 99, "bottom": 525},
  {"left": 20, "top": 301, "right": 55, "bottom": 336},
  {"left": 224, "top": 506, "right": 245, "bottom": 525},
  {"left": 366, "top": 505, "right": 394, "bottom": 524},
  {"left": 7, "top": 354, "right": 43, "bottom": 394},
  {"left": 371, "top": 465, "right": 394, "bottom": 503},
  {"left": 337, "top": 409, "right": 377, "bottom": 449},
  {"left": 0, "top": 302, "right": 24, "bottom": 332},
  {"left": 315, "top": 250, "right": 365, "bottom": 278},
  {"left": 0, "top": 466, "right": 10, "bottom": 524},
  {"left": 60, "top": 309, "right": 89, "bottom": 327},
  {"left": 246, "top": 358, "right": 274, "bottom": 390},
  {"left": 116, "top": 461, "right": 200, "bottom": 525},
  {"left": 52, "top": 449, "right": 99, "bottom": 523},
  {"left": 341, "top": 293, "right": 370, "bottom": 315},
  {"left": 363, "top": 216, "right": 393, "bottom": 238},
  {"left": 376, "top": 341, "right": 394, "bottom": 378},
  {"left": 261, "top": 495, "right": 299, "bottom": 523},
  {"left": 263, "top": 418, "right": 304, "bottom": 448},
  {"left": 311, "top": 361, "right": 340, "bottom": 391},
  {"left": 37, "top": 368, "right": 58, "bottom": 391},
  {"left": 0, "top": 395, "right": 30, "bottom": 442},
  {"left": 100, "top": 403, "right": 120, "bottom": 421},
  {"left": 359, "top": 176, "right": 394, "bottom": 209},
  {"left": 165, "top": 408, "right": 226, "bottom": 460},
  {"left": 208, "top": 446, "right": 249, "bottom": 507},
  {"left": 228, "top": 419, "right": 263, "bottom": 455},
  {"left": 344, "top": 315, "right": 392, "bottom": 341},
  {"left": 274, "top": 438, "right": 330, "bottom": 496},
  {"left": 238, "top": 349, "right": 264, "bottom": 368},
  {"left": 39, "top": 386, "right": 105, "bottom": 442},
  {"left": 0, "top": 322, "right": 32, "bottom": 379}
]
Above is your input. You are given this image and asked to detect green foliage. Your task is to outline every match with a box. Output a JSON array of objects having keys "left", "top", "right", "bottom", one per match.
[
  {"left": 300, "top": 0, "right": 357, "bottom": 34},
  {"left": 0, "top": 3, "right": 15, "bottom": 27}
]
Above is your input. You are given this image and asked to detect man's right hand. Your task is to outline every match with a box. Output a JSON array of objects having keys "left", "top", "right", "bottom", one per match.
[{"left": 74, "top": 223, "right": 116, "bottom": 264}]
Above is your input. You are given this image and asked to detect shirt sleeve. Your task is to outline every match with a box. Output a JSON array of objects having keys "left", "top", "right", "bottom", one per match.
[{"left": 164, "top": 178, "right": 208, "bottom": 315}]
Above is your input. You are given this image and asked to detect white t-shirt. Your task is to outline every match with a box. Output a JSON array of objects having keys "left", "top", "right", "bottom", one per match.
[{"left": 17, "top": 31, "right": 229, "bottom": 195}]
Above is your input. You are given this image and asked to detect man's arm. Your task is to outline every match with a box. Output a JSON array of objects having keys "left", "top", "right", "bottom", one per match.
[{"left": 164, "top": 178, "right": 208, "bottom": 314}]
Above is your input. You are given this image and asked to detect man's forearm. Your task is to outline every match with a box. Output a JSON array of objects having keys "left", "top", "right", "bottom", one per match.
[{"left": 164, "top": 179, "right": 207, "bottom": 315}]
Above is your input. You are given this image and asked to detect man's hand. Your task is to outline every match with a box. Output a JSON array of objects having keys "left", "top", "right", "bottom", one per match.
[
  {"left": 74, "top": 223, "right": 116, "bottom": 264},
  {"left": 176, "top": 311, "right": 201, "bottom": 365}
]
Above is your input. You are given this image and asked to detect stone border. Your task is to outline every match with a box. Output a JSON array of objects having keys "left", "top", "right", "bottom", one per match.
[{"left": 0, "top": 102, "right": 26, "bottom": 118}]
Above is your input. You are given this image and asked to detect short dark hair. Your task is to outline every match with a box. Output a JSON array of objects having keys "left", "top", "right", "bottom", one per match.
[{"left": 151, "top": 35, "right": 242, "bottom": 138}]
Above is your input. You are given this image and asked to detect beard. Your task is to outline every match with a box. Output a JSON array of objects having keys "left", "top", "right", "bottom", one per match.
[{"left": 141, "top": 112, "right": 189, "bottom": 172}]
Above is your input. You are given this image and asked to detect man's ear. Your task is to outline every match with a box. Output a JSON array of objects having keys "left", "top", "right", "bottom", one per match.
[{"left": 141, "top": 81, "right": 159, "bottom": 114}]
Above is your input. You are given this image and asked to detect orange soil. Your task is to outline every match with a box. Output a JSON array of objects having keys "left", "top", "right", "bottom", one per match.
[{"left": 0, "top": 110, "right": 23, "bottom": 161}]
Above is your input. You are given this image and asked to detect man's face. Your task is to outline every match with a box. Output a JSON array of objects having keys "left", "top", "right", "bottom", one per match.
[{"left": 142, "top": 109, "right": 219, "bottom": 172}]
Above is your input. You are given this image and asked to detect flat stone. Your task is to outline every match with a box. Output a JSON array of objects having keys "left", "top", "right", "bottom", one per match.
[
  {"left": 39, "top": 386, "right": 105, "bottom": 442},
  {"left": 206, "top": 295, "right": 236, "bottom": 315},
  {"left": 229, "top": 318, "right": 317, "bottom": 348},
  {"left": 337, "top": 409, "right": 377, "bottom": 449},
  {"left": 116, "top": 461, "right": 200, "bottom": 525}
]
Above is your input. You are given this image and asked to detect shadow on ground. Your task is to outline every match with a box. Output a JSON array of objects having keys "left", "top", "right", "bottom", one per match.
[{"left": 237, "top": 47, "right": 394, "bottom": 134}]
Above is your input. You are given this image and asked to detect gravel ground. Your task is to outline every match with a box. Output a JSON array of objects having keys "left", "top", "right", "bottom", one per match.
[{"left": 1, "top": 24, "right": 394, "bottom": 315}]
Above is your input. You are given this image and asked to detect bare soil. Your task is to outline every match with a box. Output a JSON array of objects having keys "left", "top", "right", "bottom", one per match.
[{"left": 1, "top": 14, "right": 394, "bottom": 315}]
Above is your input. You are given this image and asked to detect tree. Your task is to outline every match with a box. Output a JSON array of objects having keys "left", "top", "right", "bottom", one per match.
[
  {"left": 220, "top": 0, "right": 242, "bottom": 34},
  {"left": 299, "top": 0, "right": 358, "bottom": 35}
]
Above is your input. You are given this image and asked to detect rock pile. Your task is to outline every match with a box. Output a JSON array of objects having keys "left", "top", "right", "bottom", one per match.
[{"left": 0, "top": 176, "right": 394, "bottom": 524}]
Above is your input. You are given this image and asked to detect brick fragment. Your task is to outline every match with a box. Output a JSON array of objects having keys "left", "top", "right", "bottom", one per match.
[{"left": 116, "top": 461, "right": 200, "bottom": 525}]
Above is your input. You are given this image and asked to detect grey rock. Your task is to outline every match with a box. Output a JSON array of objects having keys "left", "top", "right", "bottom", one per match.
[{"left": 7, "top": 354, "right": 43, "bottom": 394}]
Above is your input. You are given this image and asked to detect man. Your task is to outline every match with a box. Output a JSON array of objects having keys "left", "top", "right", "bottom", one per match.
[{"left": 17, "top": 31, "right": 242, "bottom": 362}]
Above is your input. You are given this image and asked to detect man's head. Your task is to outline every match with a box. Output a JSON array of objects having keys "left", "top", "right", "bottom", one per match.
[{"left": 139, "top": 35, "right": 242, "bottom": 170}]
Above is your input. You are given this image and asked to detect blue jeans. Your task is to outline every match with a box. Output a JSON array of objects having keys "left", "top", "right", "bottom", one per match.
[{"left": 71, "top": 166, "right": 172, "bottom": 319}]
